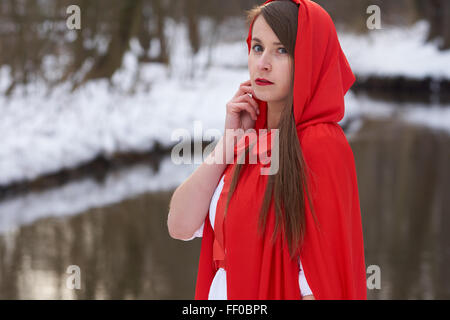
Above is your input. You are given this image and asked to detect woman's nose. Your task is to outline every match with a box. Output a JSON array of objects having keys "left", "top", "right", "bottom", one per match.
[{"left": 257, "top": 53, "right": 271, "bottom": 71}]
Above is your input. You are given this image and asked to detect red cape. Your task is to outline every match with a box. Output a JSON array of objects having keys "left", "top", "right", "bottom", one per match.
[{"left": 194, "top": 0, "right": 367, "bottom": 300}]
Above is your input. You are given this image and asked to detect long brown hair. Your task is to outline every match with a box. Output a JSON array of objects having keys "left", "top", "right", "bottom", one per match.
[{"left": 224, "top": 0, "right": 319, "bottom": 260}]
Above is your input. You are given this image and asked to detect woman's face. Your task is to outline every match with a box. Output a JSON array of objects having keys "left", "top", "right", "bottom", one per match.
[{"left": 248, "top": 14, "right": 294, "bottom": 105}]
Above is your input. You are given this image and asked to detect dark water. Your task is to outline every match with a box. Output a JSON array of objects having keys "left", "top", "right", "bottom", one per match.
[
  {"left": 0, "top": 118, "right": 449, "bottom": 299},
  {"left": 353, "top": 118, "right": 450, "bottom": 299},
  {"left": 0, "top": 190, "right": 201, "bottom": 299}
]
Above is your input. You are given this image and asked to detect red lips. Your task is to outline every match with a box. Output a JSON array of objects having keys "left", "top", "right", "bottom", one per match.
[
  {"left": 255, "top": 78, "right": 273, "bottom": 84},
  {"left": 255, "top": 78, "right": 274, "bottom": 86}
]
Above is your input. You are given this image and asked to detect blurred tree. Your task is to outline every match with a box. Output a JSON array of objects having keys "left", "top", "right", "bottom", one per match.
[
  {"left": 137, "top": 0, "right": 169, "bottom": 64},
  {"left": 414, "top": 0, "right": 450, "bottom": 50},
  {"left": 0, "top": 0, "right": 447, "bottom": 96},
  {"left": 76, "top": 0, "right": 143, "bottom": 89},
  {"left": 185, "top": 0, "right": 201, "bottom": 55}
]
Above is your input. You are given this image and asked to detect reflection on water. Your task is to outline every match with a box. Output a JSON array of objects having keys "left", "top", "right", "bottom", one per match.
[
  {"left": 0, "top": 118, "right": 449, "bottom": 299},
  {"left": 0, "top": 190, "right": 202, "bottom": 299},
  {"left": 0, "top": 157, "right": 202, "bottom": 299},
  {"left": 352, "top": 119, "right": 450, "bottom": 299}
]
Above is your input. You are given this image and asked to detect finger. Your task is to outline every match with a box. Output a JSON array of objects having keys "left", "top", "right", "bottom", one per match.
[
  {"left": 230, "top": 102, "right": 258, "bottom": 120},
  {"left": 236, "top": 94, "right": 259, "bottom": 115},
  {"left": 234, "top": 86, "right": 255, "bottom": 101},
  {"left": 233, "top": 81, "right": 249, "bottom": 98},
  {"left": 240, "top": 84, "right": 255, "bottom": 96},
  {"left": 235, "top": 82, "right": 254, "bottom": 98}
]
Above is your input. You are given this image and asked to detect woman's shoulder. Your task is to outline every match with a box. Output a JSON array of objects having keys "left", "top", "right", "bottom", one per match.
[
  {"left": 297, "top": 122, "right": 355, "bottom": 165},
  {"left": 298, "top": 122, "right": 347, "bottom": 147}
]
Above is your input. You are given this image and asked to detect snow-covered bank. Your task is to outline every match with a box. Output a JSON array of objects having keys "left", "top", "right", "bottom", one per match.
[
  {"left": 339, "top": 20, "right": 450, "bottom": 80},
  {"left": 0, "top": 62, "right": 248, "bottom": 186},
  {"left": 0, "top": 18, "right": 449, "bottom": 187}
]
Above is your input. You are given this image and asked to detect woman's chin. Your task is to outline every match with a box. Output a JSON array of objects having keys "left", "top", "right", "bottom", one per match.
[{"left": 253, "top": 91, "right": 272, "bottom": 102}]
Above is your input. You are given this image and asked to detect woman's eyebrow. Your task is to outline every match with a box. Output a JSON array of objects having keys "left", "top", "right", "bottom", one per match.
[{"left": 251, "top": 37, "right": 282, "bottom": 45}]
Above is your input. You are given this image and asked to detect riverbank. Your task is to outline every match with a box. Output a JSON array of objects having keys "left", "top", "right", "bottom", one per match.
[{"left": 0, "top": 19, "right": 449, "bottom": 192}]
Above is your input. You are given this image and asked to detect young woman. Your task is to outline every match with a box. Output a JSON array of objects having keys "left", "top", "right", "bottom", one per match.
[{"left": 168, "top": 0, "right": 367, "bottom": 300}]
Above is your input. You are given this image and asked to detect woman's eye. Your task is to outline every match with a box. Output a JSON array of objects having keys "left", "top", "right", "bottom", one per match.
[
  {"left": 252, "top": 44, "right": 287, "bottom": 54},
  {"left": 253, "top": 44, "right": 262, "bottom": 52}
]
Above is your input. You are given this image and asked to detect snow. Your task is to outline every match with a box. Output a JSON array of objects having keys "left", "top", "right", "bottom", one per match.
[
  {"left": 339, "top": 20, "right": 450, "bottom": 79},
  {"left": 0, "top": 18, "right": 449, "bottom": 188}
]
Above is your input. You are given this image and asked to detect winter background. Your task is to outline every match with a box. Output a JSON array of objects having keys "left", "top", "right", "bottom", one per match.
[{"left": 0, "top": 0, "right": 449, "bottom": 299}]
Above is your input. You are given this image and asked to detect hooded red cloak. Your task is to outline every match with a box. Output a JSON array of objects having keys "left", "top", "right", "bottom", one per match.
[{"left": 194, "top": 0, "right": 367, "bottom": 300}]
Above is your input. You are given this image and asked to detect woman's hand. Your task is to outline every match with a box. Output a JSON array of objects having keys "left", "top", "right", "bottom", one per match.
[
  {"left": 302, "top": 295, "right": 316, "bottom": 300},
  {"left": 224, "top": 79, "right": 260, "bottom": 132}
]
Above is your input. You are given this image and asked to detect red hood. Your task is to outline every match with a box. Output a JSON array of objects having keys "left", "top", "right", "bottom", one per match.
[{"left": 247, "top": 0, "right": 356, "bottom": 132}]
